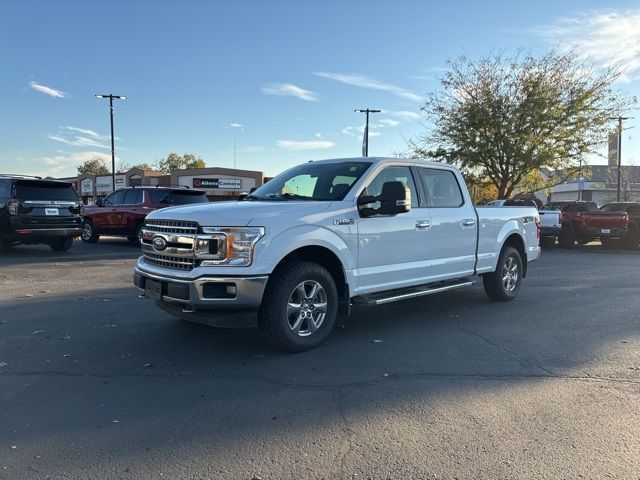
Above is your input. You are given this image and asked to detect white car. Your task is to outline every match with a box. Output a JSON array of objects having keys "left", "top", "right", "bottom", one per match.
[{"left": 134, "top": 157, "right": 541, "bottom": 351}]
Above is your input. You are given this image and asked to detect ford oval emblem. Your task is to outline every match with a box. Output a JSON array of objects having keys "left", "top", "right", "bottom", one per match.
[{"left": 152, "top": 236, "right": 167, "bottom": 252}]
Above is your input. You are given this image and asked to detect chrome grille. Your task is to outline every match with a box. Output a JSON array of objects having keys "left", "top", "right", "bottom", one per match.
[
  {"left": 144, "top": 219, "right": 199, "bottom": 235},
  {"left": 142, "top": 219, "right": 200, "bottom": 270},
  {"left": 143, "top": 251, "right": 198, "bottom": 271}
]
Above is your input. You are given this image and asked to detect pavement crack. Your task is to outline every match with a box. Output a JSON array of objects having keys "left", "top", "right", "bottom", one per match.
[
  {"left": 335, "top": 387, "right": 355, "bottom": 480},
  {"left": 2, "top": 369, "right": 638, "bottom": 387},
  {"left": 454, "top": 318, "right": 559, "bottom": 377}
]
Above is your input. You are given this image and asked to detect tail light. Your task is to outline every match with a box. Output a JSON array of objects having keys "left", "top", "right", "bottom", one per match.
[
  {"left": 558, "top": 211, "right": 564, "bottom": 223},
  {"left": 7, "top": 199, "right": 19, "bottom": 215},
  {"left": 624, "top": 213, "right": 629, "bottom": 228},
  {"left": 535, "top": 216, "right": 541, "bottom": 238}
]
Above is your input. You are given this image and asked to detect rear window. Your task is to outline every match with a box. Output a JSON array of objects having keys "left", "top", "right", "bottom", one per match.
[
  {"left": 600, "top": 203, "right": 626, "bottom": 212},
  {"left": 14, "top": 181, "right": 79, "bottom": 201},
  {"left": 169, "top": 191, "right": 209, "bottom": 205},
  {"left": 0, "top": 180, "right": 10, "bottom": 198}
]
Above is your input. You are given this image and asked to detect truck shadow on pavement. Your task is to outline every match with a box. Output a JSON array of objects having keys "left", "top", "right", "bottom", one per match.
[{"left": 1, "top": 251, "right": 640, "bottom": 478}]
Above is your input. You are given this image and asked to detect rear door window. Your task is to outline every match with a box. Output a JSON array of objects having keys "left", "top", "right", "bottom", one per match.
[
  {"left": 14, "top": 181, "right": 79, "bottom": 201},
  {"left": 149, "top": 190, "right": 170, "bottom": 204},
  {"left": 123, "top": 189, "right": 142, "bottom": 204},
  {"left": 169, "top": 191, "right": 209, "bottom": 205},
  {"left": 417, "top": 168, "right": 464, "bottom": 207}
]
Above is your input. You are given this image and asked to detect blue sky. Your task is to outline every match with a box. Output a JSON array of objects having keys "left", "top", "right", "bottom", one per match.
[{"left": 1, "top": 0, "right": 639, "bottom": 177}]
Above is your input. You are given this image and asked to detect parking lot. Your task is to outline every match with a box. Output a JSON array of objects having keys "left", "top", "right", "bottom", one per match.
[{"left": 1, "top": 239, "right": 639, "bottom": 479}]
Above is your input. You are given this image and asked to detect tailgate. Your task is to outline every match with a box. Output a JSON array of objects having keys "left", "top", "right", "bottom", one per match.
[
  {"left": 539, "top": 211, "right": 560, "bottom": 228},
  {"left": 581, "top": 212, "right": 628, "bottom": 228}
]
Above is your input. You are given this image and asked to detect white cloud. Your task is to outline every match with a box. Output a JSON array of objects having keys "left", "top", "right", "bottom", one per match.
[
  {"left": 277, "top": 140, "right": 335, "bottom": 151},
  {"left": 29, "top": 81, "right": 67, "bottom": 98},
  {"left": 229, "top": 123, "right": 244, "bottom": 128},
  {"left": 387, "top": 110, "right": 421, "bottom": 121},
  {"left": 314, "top": 72, "right": 422, "bottom": 102},
  {"left": 35, "top": 151, "right": 112, "bottom": 176},
  {"left": 63, "top": 126, "right": 105, "bottom": 139},
  {"left": 47, "top": 132, "right": 109, "bottom": 149},
  {"left": 262, "top": 83, "right": 318, "bottom": 101},
  {"left": 537, "top": 10, "right": 640, "bottom": 82},
  {"left": 379, "top": 118, "right": 400, "bottom": 127}
]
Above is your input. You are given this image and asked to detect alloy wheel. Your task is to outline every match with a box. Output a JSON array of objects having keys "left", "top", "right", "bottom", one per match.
[
  {"left": 286, "top": 280, "right": 328, "bottom": 336},
  {"left": 502, "top": 256, "right": 519, "bottom": 292}
]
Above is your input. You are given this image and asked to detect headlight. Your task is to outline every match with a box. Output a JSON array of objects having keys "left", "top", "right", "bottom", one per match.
[{"left": 199, "top": 227, "right": 265, "bottom": 266}]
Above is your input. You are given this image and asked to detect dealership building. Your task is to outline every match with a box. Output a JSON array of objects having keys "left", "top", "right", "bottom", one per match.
[{"left": 54, "top": 166, "right": 266, "bottom": 204}]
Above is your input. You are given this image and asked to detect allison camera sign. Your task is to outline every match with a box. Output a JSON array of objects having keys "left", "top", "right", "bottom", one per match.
[{"left": 193, "top": 178, "right": 241, "bottom": 189}]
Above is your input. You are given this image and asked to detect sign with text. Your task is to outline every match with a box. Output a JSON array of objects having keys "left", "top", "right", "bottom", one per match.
[
  {"left": 608, "top": 133, "right": 619, "bottom": 167},
  {"left": 80, "top": 178, "right": 94, "bottom": 195},
  {"left": 193, "top": 178, "right": 242, "bottom": 189}
]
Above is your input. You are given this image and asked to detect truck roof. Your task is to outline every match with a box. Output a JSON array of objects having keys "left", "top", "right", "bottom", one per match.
[{"left": 308, "top": 156, "right": 454, "bottom": 169}]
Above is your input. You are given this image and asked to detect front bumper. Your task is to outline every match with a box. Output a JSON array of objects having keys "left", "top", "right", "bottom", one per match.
[{"left": 133, "top": 264, "right": 268, "bottom": 310}]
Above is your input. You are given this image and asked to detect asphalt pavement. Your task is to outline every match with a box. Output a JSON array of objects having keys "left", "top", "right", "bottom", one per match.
[{"left": 1, "top": 239, "right": 639, "bottom": 479}]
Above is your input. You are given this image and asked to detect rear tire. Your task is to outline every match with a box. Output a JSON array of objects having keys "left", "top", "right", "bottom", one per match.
[
  {"left": 483, "top": 246, "right": 523, "bottom": 302},
  {"left": 81, "top": 220, "right": 100, "bottom": 243},
  {"left": 258, "top": 261, "right": 338, "bottom": 352},
  {"left": 601, "top": 238, "right": 619, "bottom": 249},
  {"left": 558, "top": 227, "right": 575, "bottom": 249},
  {"left": 540, "top": 237, "right": 555, "bottom": 248},
  {"left": 50, "top": 238, "right": 73, "bottom": 252}
]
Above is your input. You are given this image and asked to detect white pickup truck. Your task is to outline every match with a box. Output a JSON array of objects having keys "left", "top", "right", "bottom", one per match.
[{"left": 134, "top": 157, "right": 540, "bottom": 351}]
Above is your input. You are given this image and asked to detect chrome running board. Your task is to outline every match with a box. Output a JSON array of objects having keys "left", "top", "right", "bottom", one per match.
[{"left": 353, "top": 278, "right": 473, "bottom": 307}]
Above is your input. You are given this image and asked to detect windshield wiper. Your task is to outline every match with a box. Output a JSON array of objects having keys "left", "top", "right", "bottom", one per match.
[
  {"left": 264, "top": 193, "right": 314, "bottom": 201},
  {"left": 242, "top": 194, "right": 263, "bottom": 201}
]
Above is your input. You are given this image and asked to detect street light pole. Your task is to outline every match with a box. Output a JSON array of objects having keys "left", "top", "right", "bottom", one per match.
[
  {"left": 96, "top": 94, "right": 126, "bottom": 192},
  {"left": 355, "top": 109, "right": 381, "bottom": 157},
  {"left": 608, "top": 115, "right": 633, "bottom": 202}
]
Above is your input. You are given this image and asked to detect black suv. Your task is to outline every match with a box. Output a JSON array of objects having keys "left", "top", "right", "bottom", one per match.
[{"left": 0, "top": 175, "right": 82, "bottom": 252}]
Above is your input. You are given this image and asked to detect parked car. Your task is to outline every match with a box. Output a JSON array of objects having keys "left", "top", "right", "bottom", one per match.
[
  {"left": 553, "top": 201, "right": 629, "bottom": 248},
  {"left": 133, "top": 157, "right": 541, "bottom": 352},
  {"left": 81, "top": 186, "right": 208, "bottom": 243},
  {"left": 0, "top": 175, "right": 82, "bottom": 252},
  {"left": 600, "top": 202, "right": 640, "bottom": 249}
]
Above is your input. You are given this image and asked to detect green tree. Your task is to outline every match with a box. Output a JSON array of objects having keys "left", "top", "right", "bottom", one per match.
[
  {"left": 77, "top": 157, "right": 110, "bottom": 175},
  {"left": 117, "top": 162, "right": 155, "bottom": 172},
  {"left": 410, "top": 49, "right": 634, "bottom": 199},
  {"left": 156, "top": 153, "right": 206, "bottom": 173}
]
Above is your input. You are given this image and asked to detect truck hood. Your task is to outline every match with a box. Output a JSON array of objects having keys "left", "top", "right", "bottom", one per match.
[{"left": 145, "top": 200, "right": 334, "bottom": 227}]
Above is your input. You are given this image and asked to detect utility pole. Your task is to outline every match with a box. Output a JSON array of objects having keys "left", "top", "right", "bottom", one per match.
[
  {"left": 608, "top": 116, "right": 633, "bottom": 201},
  {"left": 355, "top": 109, "right": 381, "bottom": 157},
  {"left": 96, "top": 94, "right": 126, "bottom": 192}
]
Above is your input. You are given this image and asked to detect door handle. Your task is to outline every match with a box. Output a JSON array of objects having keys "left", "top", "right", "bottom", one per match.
[
  {"left": 415, "top": 221, "right": 431, "bottom": 230},
  {"left": 462, "top": 219, "right": 475, "bottom": 227}
]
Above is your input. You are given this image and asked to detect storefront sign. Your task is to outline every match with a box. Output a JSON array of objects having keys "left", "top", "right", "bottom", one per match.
[
  {"left": 80, "top": 178, "right": 94, "bottom": 195},
  {"left": 193, "top": 178, "right": 241, "bottom": 189}
]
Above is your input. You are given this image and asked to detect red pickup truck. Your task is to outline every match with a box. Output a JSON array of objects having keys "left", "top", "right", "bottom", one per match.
[
  {"left": 556, "top": 201, "right": 629, "bottom": 248},
  {"left": 81, "top": 186, "right": 208, "bottom": 243}
]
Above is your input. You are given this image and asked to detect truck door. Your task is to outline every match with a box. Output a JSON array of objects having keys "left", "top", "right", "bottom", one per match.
[
  {"left": 356, "top": 165, "right": 432, "bottom": 294},
  {"left": 415, "top": 167, "right": 477, "bottom": 280},
  {"left": 95, "top": 190, "right": 125, "bottom": 232}
]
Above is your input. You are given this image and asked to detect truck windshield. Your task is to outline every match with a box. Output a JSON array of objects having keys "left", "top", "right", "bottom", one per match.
[
  {"left": 247, "top": 161, "right": 371, "bottom": 201},
  {"left": 14, "top": 180, "right": 79, "bottom": 201}
]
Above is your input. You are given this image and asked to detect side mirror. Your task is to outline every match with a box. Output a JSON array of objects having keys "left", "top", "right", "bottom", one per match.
[
  {"left": 249, "top": 187, "right": 257, "bottom": 194},
  {"left": 95, "top": 198, "right": 103, "bottom": 207},
  {"left": 378, "top": 181, "right": 411, "bottom": 215}
]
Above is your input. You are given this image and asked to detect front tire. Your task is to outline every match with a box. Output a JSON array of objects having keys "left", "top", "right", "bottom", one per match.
[
  {"left": 483, "top": 246, "right": 523, "bottom": 301},
  {"left": 50, "top": 238, "right": 73, "bottom": 252},
  {"left": 81, "top": 220, "right": 100, "bottom": 243},
  {"left": 258, "top": 261, "right": 338, "bottom": 352}
]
